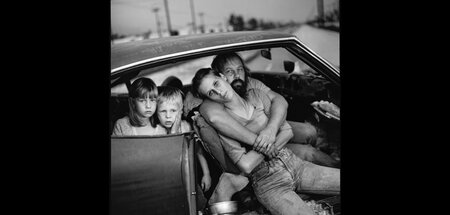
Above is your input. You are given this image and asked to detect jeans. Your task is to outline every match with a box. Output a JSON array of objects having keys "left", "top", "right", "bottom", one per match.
[
  {"left": 249, "top": 147, "right": 340, "bottom": 215},
  {"left": 285, "top": 144, "right": 340, "bottom": 168},
  {"left": 287, "top": 121, "right": 340, "bottom": 168}
]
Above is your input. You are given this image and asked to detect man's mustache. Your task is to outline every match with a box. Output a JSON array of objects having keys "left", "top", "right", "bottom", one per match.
[
  {"left": 231, "top": 79, "right": 247, "bottom": 98},
  {"left": 231, "top": 79, "right": 245, "bottom": 89}
]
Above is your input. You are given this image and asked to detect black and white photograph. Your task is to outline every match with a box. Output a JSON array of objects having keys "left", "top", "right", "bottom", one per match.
[{"left": 110, "top": 0, "right": 340, "bottom": 214}]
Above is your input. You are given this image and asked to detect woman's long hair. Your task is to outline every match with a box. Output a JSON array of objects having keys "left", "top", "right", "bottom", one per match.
[{"left": 191, "top": 68, "right": 220, "bottom": 99}]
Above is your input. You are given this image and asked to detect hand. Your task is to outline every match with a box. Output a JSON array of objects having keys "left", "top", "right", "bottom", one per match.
[
  {"left": 312, "top": 100, "right": 340, "bottom": 117},
  {"left": 190, "top": 111, "right": 200, "bottom": 122},
  {"left": 253, "top": 126, "right": 277, "bottom": 153},
  {"left": 201, "top": 174, "right": 211, "bottom": 192},
  {"left": 170, "top": 112, "right": 182, "bottom": 134},
  {"left": 261, "top": 144, "right": 279, "bottom": 159},
  {"left": 267, "top": 144, "right": 279, "bottom": 158}
]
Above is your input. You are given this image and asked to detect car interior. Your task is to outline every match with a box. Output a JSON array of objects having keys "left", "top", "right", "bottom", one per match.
[{"left": 110, "top": 47, "right": 341, "bottom": 214}]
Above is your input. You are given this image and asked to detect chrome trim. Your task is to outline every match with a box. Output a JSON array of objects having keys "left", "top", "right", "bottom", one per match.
[
  {"left": 291, "top": 37, "right": 340, "bottom": 76},
  {"left": 111, "top": 37, "right": 297, "bottom": 74}
]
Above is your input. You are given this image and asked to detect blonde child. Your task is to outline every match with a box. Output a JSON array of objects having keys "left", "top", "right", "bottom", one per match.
[
  {"left": 112, "top": 77, "right": 166, "bottom": 136},
  {"left": 156, "top": 86, "right": 212, "bottom": 193}
]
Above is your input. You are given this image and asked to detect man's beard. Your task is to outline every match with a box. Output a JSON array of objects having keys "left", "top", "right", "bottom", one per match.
[{"left": 231, "top": 78, "right": 247, "bottom": 99}]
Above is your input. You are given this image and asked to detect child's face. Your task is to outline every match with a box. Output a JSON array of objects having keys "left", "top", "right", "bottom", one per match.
[
  {"left": 134, "top": 96, "right": 157, "bottom": 119},
  {"left": 157, "top": 101, "right": 181, "bottom": 128}
]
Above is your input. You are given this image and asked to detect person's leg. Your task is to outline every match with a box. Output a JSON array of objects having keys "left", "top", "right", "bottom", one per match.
[
  {"left": 250, "top": 159, "right": 315, "bottom": 215},
  {"left": 279, "top": 147, "right": 340, "bottom": 196},
  {"left": 208, "top": 173, "right": 249, "bottom": 204},
  {"left": 285, "top": 143, "right": 340, "bottom": 168},
  {"left": 287, "top": 121, "right": 318, "bottom": 146},
  {"left": 255, "top": 187, "right": 314, "bottom": 215},
  {"left": 296, "top": 161, "right": 340, "bottom": 195}
]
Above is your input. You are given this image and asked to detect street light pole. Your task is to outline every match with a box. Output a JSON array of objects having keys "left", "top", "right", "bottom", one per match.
[
  {"left": 189, "top": 0, "right": 197, "bottom": 34},
  {"left": 163, "top": 0, "right": 172, "bottom": 35},
  {"left": 317, "top": 0, "right": 324, "bottom": 26},
  {"left": 152, "top": 7, "right": 162, "bottom": 38},
  {"left": 198, "top": 12, "right": 204, "bottom": 33}
]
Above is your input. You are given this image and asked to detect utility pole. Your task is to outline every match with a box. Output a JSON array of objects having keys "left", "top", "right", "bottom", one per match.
[
  {"left": 152, "top": 7, "right": 162, "bottom": 38},
  {"left": 163, "top": 0, "right": 172, "bottom": 35},
  {"left": 189, "top": 0, "right": 197, "bottom": 34},
  {"left": 198, "top": 12, "right": 204, "bottom": 33},
  {"left": 316, "top": 0, "right": 324, "bottom": 26}
]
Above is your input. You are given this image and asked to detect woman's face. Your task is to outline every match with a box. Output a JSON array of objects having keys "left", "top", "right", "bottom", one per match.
[
  {"left": 198, "top": 73, "right": 235, "bottom": 103},
  {"left": 134, "top": 93, "right": 157, "bottom": 119}
]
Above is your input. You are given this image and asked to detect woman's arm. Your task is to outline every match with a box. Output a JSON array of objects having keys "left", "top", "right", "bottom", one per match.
[
  {"left": 199, "top": 99, "right": 258, "bottom": 146},
  {"left": 236, "top": 150, "right": 265, "bottom": 175}
]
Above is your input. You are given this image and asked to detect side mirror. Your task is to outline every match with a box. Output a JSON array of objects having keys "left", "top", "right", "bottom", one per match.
[
  {"left": 261, "top": 49, "right": 271, "bottom": 60},
  {"left": 283, "top": 60, "right": 295, "bottom": 74}
]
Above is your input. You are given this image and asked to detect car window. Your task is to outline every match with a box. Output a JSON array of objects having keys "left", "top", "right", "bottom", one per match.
[
  {"left": 111, "top": 45, "right": 339, "bottom": 125},
  {"left": 111, "top": 56, "right": 214, "bottom": 95},
  {"left": 111, "top": 47, "right": 320, "bottom": 94},
  {"left": 242, "top": 47, "right": 318, "bottom": 76}
]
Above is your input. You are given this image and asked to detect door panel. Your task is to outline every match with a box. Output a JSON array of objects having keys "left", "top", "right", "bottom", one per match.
[{"left": 111, "top": 134, "right": 194, "bottom": 215}]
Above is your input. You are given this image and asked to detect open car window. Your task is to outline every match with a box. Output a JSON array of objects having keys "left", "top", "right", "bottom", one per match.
[
  {"left": 110, "top": 45, "right": 340, "bottom": 127},
  {"left": 111, "top": 55, "right": 214, "bottom": 96},
  {"left": 111, "top": 47, "right": 324, "bottom": 94}
]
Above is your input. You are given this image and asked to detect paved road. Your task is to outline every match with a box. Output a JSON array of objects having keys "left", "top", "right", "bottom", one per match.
[{"left": 293, "top": 25, "right": 339, "bottom": 67}]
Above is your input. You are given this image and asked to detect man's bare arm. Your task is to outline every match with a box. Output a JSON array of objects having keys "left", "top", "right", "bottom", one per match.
[
  {"left": 266, "top": 90, "right": 288, "bottom": 130},
  {"left": 199, "top": 99, "right": 257, "bottom": 146},
  {"left": 253, "top": 90, "right": 288, "bottom": 152},
  {"left": 264, "top": 127, "right": 294, "bottom": 158}
]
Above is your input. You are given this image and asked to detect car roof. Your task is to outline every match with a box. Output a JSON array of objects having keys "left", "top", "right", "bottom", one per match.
[{"left": 111, "top": 31, "right": 297, "bottom": 72}]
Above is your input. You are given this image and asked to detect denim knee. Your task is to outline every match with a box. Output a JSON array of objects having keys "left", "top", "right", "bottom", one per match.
[
  {"left": 303, "top": 123, "right": 318, "bottom": 145},
  {"left": 289, "top": 121, "right": 318, "bottom": 145}
]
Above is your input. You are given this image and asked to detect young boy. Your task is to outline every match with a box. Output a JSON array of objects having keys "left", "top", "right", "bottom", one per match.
[{"left": 156, "top": 86, "right": 212, "bottom": 197}]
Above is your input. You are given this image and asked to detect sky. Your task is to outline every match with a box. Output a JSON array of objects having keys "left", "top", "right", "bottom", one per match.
[{"left": 111, "top": 0, "right": 338, "bottom": 35}]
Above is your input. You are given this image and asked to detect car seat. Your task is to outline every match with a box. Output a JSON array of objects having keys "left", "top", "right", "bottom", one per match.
[{"left": 110, "top": 96, "right": 129, "bottom": 135}]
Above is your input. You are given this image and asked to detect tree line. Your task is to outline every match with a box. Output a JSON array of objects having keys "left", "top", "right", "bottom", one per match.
[
  {"left": 111, "top": 8, "right": 339, "bottom": 41},
  {"left": 227, "top": 14, "right": 299, "bottom": 31}
]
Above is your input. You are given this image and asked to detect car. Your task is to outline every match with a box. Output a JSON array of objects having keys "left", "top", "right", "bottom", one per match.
[{"left": 110, "top": 30, "right": 340, "bottom": 215}]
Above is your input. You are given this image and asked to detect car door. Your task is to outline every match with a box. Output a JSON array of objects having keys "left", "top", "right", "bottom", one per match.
[{"left": 110, "top": 133, "right": 197, "bottom": 215}]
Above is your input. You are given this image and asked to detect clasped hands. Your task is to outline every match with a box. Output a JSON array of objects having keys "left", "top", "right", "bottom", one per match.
[{"left": 253, "top": 126, "right": 279, "bottom": 159}]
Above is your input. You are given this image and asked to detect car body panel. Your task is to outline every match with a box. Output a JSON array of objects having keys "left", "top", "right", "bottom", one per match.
[
  {"left": 110, "top": 133, "right": 196, "bottom": 215},
  {"left": 110, "top": 30, "right": 341, "bottom": 215},
  {"left": 111, "top": 31, "right": 339, "bottom": 86},
  {"left": 111, "top": 31, "right": 294, "bottom": 72}
]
